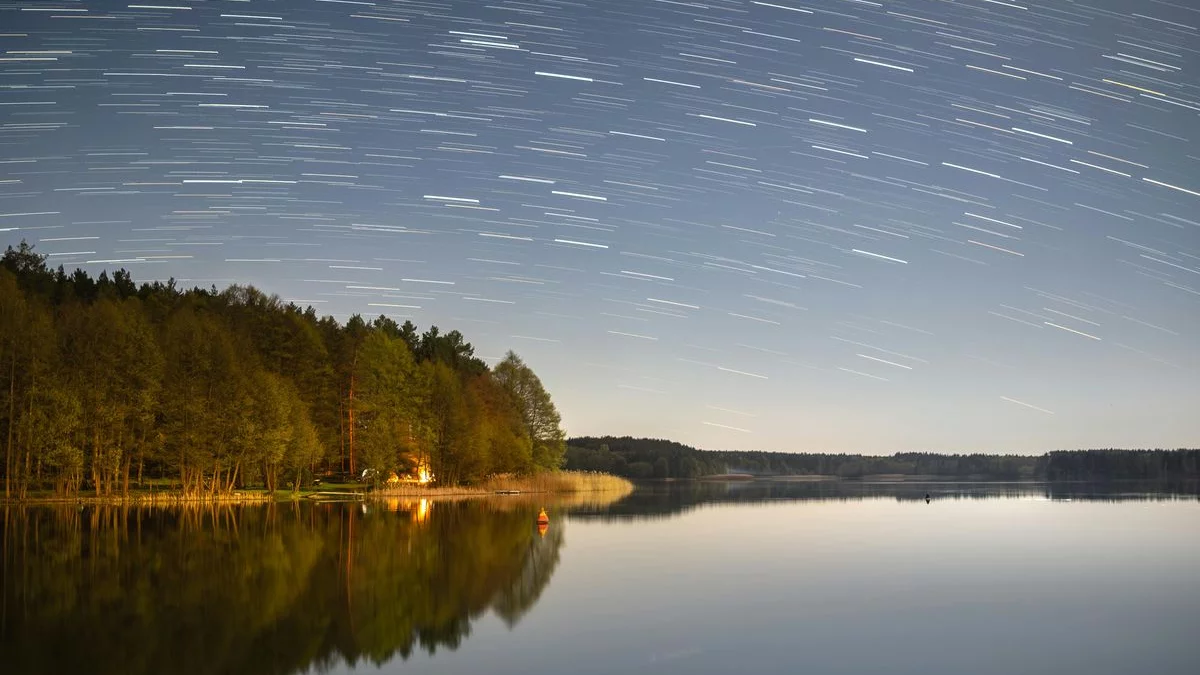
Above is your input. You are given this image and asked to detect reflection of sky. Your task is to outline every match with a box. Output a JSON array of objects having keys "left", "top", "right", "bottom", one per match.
[
  {"left": 4, "top": 1, "right": 1200, "bottom": 452},
  {"left": 361, "top": 497, "right": 1200, "bottom": 675}
]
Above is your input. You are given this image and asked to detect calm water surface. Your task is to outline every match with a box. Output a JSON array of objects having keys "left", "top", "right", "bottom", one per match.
[{"left": 3, "top": 482, "right": 1198, "bottom": 675}]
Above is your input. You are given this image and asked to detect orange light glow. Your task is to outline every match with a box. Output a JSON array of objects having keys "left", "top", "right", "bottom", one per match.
[{"left": 416, "top": 460, "right": 433, "bottom": 484}]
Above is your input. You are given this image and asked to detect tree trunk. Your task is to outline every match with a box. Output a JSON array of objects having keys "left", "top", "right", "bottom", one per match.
[
  {"left": 21, "top": 449, "right": 30, "bottom": 501},
  {"left": 122, "top": 449, "right": 131, "bottom": 497},
  {"left": 118, "top": 425, "right": 129, "bottom": 498},
  {"left": 227, "top": 460, "right": 240, "bottom": 493},
  {"left": 348, "top": 374, "right": 356, "bottom": 476},
  {"left": 4, "top": 352, "right": 14, "bottom": 500},
  {"left": 93, "top": 429, "right": 101, "bottom": 497}
]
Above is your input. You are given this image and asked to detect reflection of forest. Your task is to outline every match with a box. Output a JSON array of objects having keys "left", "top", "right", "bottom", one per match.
[
  {"left": 569, "top": 479, "right": 1200, "bottom": 522},
  {"left": 0, "top": 500, "right": 563, "bottom": 675}
]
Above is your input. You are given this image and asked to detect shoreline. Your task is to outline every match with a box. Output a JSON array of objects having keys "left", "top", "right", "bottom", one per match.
[
  {"left": 1, "top": 471, "right": 635, "bottom": 506},
  {"left": 7, "top": 475, "right": 1186, "bottom": 506},
  {"left": 0, "top": 488, "right": 630, "bottom": 507}
]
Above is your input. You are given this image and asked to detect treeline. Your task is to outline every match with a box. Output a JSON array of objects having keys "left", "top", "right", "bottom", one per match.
[
  {"left": 0, "top": 241, "right": 566, "bottom": 499},
  {"left": 567, "top": 437, "right": 1200, "bottom": 482},
  {"left": 1044, "top": 449, "right": 1200, "bottom": 481}
]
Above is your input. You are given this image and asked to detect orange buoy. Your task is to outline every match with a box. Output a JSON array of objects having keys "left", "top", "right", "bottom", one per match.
[{"left": 536, "top": 508, "right": 549, "bottom": 525}]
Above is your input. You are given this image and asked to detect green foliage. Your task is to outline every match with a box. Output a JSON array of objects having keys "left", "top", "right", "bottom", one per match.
[
  {"left": 355, "top": 330, "right": 421, "bottom": 483},
  {"left": 0, "top": 240, "right": 567, "bottom": 496},
  {"left": 493, "top": 352, "right": 566, "bottom": 471},
  {"left": 284, "top": 400, "right": 323, "bottom": 493}
]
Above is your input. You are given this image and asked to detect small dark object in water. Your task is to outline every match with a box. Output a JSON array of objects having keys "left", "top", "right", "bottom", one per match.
[{"left": 925, "top": 493, "right": 930, "bottom": 504}]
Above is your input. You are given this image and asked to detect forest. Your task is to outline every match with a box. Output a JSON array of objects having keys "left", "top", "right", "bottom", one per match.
[
  {"left": 566, "top": 436, "right": 1200, "bottom": 482},
  {"left": 0, "top": 241, "right": 567, "bottom": 499}
]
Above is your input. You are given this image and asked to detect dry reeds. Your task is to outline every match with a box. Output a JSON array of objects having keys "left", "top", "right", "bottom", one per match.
[
  {"left": 372, "top": 470, "right": 633, "bottom": 503},
  {"left": 4, "top": 490, "right": 278, "bottom": 506}
]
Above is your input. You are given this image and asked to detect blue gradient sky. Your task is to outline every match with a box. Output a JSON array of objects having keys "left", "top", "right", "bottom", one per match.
[{"left": 2, "top": 0, "right": 1198, "bottom": 453}]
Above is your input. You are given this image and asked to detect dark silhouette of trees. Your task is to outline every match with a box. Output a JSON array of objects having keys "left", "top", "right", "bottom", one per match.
[
  {"left": 567, "top": 436, "right": 1198, "bottom": 483},
  {"left": 1044, "top": 449, "right": 1200, "bottom": 481}
]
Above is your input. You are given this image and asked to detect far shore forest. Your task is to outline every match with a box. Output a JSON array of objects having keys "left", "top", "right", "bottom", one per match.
[
  {"left": 1, "top": 242, "right": 569, "bottom": 500},
  {"left": 3, "top": 242, "right": 1196, "bottom": 501},
  {"left": 566, "top": 439, "right": 1200, "bottom": 482}
]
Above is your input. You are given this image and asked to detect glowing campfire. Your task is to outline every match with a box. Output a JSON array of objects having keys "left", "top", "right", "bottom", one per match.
[{"left": 415, "top": 459, "right": 433, "bottom": 484}]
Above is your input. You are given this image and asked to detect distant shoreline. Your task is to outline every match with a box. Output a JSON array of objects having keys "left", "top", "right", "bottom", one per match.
[
  {"left": 657, "top": 474, "right": 1195, "bottom": 485},
  {"left": 695, "top": 473, "right": 1023, "bottom": 482}
]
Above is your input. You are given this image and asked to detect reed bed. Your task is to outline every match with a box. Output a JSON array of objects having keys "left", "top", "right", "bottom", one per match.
[
  {"left": 372, "top": 471, "right": 633, "bottom": 502},
  {"left": 4, "top": 490, "right": 277, "bottom": 506},
  {"left": 376, "top": 487, "right": 631, "bottom": 511}
]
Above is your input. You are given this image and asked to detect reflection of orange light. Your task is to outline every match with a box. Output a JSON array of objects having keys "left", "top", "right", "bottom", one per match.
[
  {"left": 537, "top": 521, "right": 548, "bottom": 538},
  {"left": 383, "top": 498, "right": 430, "bottom": 522}
]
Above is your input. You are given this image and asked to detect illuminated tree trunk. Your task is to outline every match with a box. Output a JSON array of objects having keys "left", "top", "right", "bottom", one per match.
[
  {"left": 93, "top": 429, "right": 101, "bottom": 497},
  {"left": 348, "top": 373, "right": 356, "bottom": 476},
  {"left": 5, "top": 354, "right": 13, "bottom": 500},
  {"left": 121, "top": 425, "right": 130, "bottom": 494}
]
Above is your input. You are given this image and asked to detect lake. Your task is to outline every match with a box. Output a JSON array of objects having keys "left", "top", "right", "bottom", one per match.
[{"left": 3, "top": 481, "right": 1198, "bottom": 675}]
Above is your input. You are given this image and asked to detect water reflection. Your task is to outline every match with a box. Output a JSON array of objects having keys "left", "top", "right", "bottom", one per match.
[
  {"left": 1, "top": 500, "right": 563, "bottom": 675},
  {"left": 570, "top": 479, "right": 1200, "bottom": 522},
  {"left": 5, "top": 482, "right": 1198, "bottom": 675}
]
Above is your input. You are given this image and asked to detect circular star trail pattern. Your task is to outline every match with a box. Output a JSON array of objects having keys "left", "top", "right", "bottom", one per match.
[{"left": 2, "top": 0, "right": 1198, "bottom": 453}]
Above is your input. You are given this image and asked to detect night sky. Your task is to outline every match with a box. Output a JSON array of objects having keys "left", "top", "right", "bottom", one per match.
[{"left": 2, "top": 0, "right": 1198, "bottom": 453}]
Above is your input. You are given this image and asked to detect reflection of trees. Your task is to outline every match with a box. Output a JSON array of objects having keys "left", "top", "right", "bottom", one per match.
[
  {"left": 570, "top": 479, "right": 1200, "bottom": 522},
  {"left": 491, "top": 521, "right": 564, "bottom": 627},
  {"left": 0, "top": 500, "right": 564, "bottom": 675}
]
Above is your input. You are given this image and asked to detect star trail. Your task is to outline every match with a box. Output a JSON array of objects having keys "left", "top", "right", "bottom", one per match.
[{"left": 2, "top": 0, "right": 1198, "bottom": 453}]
